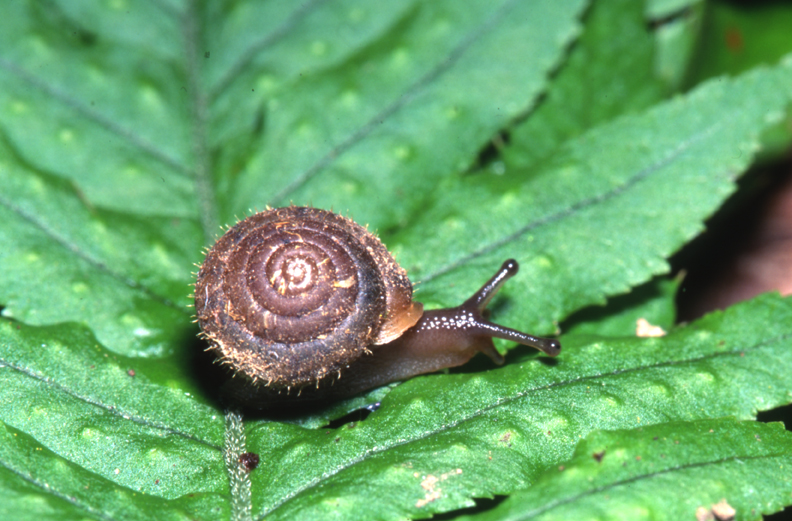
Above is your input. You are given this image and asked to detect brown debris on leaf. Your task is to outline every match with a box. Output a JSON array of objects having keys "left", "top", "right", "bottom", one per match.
[{"left": 239, "top": 452, "right": 260, "bottom": 472}]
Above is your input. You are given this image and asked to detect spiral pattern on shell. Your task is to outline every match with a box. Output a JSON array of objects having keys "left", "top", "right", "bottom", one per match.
[{"left": 195, "top": 206, "right": 421, "bottom": 390}]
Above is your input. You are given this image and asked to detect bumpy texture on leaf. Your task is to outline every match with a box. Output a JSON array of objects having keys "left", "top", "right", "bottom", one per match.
[
  {"left": 243, "top": 293, "right": 792, "bottom": 520},
  {"left": 0, "top": 0, "right": 587, "bottom": 354},
  {"left": 460, "top": 419, "right": 792, "bottom": 521},
  {"left": 505, "top": 0, "right": 667, "bottom": 169},
  {"left": 0, "top": 320, "right": 225, "bottom": 499},
  {"left": 1, "top": 1, "right": 791, "bottom": 520},
  {"left": 218, "top": 0, "right": 588, "bottom": 228},
  {"left": 398, "top": 56, "right": 792, "bottom": 337}
]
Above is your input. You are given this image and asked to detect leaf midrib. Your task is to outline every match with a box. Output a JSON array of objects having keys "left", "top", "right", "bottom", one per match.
[
  {"left": 515, "top": 451, "right": 787, "bottom": 520},
  {"left": 0, "top": 356, "right": 222, "bottom": 450},
  {"left": 420, "top": 121, "right": 720, "bottom": 285},
  {"left": 257, "top": 332, "right": 791, "bottom": 519},
  {"left": 0, "top": 57, "right": 188, "bottom": 177},
  {"left": 266, "top": 0, "right": 528, "bottom": 207},
  {"left": 0, "top": 448, "right": 121, "bottom": 521}
]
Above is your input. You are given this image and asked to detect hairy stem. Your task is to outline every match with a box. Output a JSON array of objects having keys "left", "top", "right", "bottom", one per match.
[{"left": 224, "top": 409, "right": 252, "bottom": 521}]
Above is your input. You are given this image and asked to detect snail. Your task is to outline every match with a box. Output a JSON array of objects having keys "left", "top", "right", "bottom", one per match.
[{"left": 194, "top": 206, "right": 560, "bottom": 400}]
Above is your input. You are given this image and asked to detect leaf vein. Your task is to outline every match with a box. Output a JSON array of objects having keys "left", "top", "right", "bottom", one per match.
[
  {"left": 209, "top": 0, "right": 330, "bottom": 100},
  {"left": 267, "top": 0, "right": 522, "bottom": 205},
  {"left": 421, "top": 122, "right": 720, "bottom": 284},
  {"left": 183, "top": 0, "right": 219, "bottom": 243},
  {"left": 257, "top": 331, "right": 791, "bottom": 519},
  {"left": 0, "top": 449, "right": 121, "bottom": 521},
  {"left": 0, "top": 358, "right": 222, "bottom": 451},
  {"left": 0, "top": 57, "right": 189, "bottom": 178},
  {"left": 0, "top": 192, "right": 187, "bottom": 315},
  {"left": 518, "top": 451, "right": 788, "bottom": 519}
]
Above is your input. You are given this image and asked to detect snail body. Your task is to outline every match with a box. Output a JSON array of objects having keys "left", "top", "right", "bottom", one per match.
[{"left": 195, "top": 206, "right": 560, "bottom": 399}]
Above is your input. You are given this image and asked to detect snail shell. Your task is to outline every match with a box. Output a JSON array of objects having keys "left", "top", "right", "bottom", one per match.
[{"left": 194, "top": 206, "right": 423, "bottom": 389}]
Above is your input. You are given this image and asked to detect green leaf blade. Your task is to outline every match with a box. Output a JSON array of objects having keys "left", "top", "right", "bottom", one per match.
[
  {"left": 244, "top": 293, "right": 792, "bottom": 520},
  {"left": 0, "top": 422, "right": 229, "bottom": 521},
  {"left": 0, "top": 320, "right": 226, "bottom": 501},
  {"left": 505, "top": 0, "right": 668, "bottom": 170},
  {"left": 461, "top": 419, "right": 792, "bottom": 521},
  {"left": 0, "top": 157, "right": 199, "bottom": 356},
  {"left": 0, "top": 2, "right": 194, "bottom": 216},
  {"left": 398, "top": 56, "right": 792, "bottom": 335},
  {"left": 224, "top": 0, "right": 588, "bottom": 229},
  {"left": 0, "top": 2, "right": 790, "bottom": 519}
]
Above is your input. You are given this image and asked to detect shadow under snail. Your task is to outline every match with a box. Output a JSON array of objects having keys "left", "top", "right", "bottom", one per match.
[{"left": 194, "top": 206, "right": 560, "bottom": 400}]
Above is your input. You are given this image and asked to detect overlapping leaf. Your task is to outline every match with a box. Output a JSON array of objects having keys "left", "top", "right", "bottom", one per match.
[
  {"left": 395, "top": 55, "right": 792, "bottom": 338},
  {"left": 213, "top": 0, "right": 588, "bottom": 228}
]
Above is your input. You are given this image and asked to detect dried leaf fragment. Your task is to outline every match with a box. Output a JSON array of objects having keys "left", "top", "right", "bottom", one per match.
[
  {"left": 696, "top": 499, "right": 736, "bottom": 521},
  {"left": 636, "top": 318, "right": 666, "bottom": 337}
]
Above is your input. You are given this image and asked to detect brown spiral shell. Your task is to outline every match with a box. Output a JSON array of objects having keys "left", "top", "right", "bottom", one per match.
[{"left": 194, "top": 206, "right": 423, "bottom": 390}]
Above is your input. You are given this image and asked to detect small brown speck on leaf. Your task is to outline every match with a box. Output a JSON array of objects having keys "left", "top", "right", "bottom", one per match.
[
  {"left": 592, "top": 450, "right": 605, "bottom": 462},
  {"left": 127, "top": 369, "right": 135, "bottom": 377},
  {"left": 239, "top": 452, "right": 260, "bottom": 471}
]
